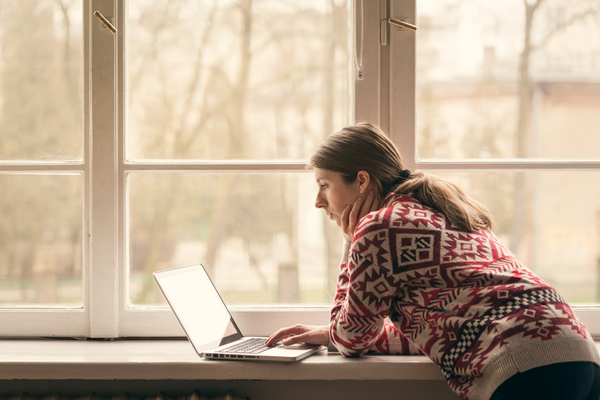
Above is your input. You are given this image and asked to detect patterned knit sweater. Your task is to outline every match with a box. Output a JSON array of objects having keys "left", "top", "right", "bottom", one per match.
[{"left": 329, "top": 193, "right": 600, "bottom": 400}]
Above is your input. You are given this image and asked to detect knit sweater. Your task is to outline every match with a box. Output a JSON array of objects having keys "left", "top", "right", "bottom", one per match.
[{"left": 329, "top": 193, "right": 600, "bottom": 400}]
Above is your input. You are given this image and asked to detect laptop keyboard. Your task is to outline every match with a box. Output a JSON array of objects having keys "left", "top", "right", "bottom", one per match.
[{"left": 220, "top": 338, "right": 270, "bottom": 354}]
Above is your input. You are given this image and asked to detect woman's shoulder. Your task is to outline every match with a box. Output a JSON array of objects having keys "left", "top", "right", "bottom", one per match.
[
  {"left": 382, "top": 192, "right": 432, "bottom": 210},
  {"left": 386, "top": 192, "right": 445, "bottom": 223},
  {"left": 355, "top": 192, "right": 447, "bottom": 238}
]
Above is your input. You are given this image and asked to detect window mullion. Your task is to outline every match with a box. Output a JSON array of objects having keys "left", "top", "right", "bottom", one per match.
[
  {"left": 388, "top": 0, "right": 416, "bottom": 170},
  {"left": 354, "top": 0, "right": 381, "bottom": 125},
  {"left": 89, "top": 0, "right": 118, "bottom": 338},
  {"left": 414, "top": 160, "right": 600, "bottom": 170}
]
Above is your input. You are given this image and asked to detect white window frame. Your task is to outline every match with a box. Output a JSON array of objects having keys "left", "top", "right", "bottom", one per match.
[
  {"left": 404, "top": 2, "right": 600, "bottom": 335},
  {"left": 0, "top": 0, "right": 387, "bottom": 338},
  {"left": 2, "top": 0, "right": 599, "bottom": 338},
  {"left": 118, "top": 0, "right": 395, "bottom": 338}
]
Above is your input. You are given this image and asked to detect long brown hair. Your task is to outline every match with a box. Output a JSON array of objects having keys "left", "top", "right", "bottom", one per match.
[{"left": 309, "top": 122, "right": 494, "bottom": 231}]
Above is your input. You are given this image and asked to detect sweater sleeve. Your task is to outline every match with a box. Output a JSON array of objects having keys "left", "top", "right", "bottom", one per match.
[
  {"left": 329, "top": 228, "right": 420, "bottom": 356},
  {"left": 369, "top": 321, "right": 423, "bottom": 355}
]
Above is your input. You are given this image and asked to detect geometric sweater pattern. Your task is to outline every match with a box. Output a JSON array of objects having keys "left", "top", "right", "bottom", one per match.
[{"left": 329, "top": 193, "right": 600, "bottom": 400}]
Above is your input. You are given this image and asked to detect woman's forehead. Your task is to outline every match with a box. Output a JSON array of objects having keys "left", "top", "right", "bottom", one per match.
[
  {"left": 315, "top": 168, "right": 342, "bottom": 182},
  {"left": 314, "top": 168, "right": 338, "bottom": 181}
]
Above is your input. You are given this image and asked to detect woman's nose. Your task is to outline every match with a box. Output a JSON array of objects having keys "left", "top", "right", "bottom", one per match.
[{"left": 315, "top": 193, "right": 326, "bottom": 209}]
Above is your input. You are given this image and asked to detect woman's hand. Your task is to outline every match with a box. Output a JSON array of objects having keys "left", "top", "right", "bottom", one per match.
[
  {"left": 340, "top": 190, "right": 380, "bottom": 243},
  {"left": 265, "top": 324, "right": 329, "bottom": 347}
]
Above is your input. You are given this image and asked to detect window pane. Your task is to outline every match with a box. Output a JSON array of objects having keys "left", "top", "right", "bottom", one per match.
[
  {"left": 417, "top": 0, "right": 600, "bottom": 160},
  {"left": 0, "top": 1, "right": 83, "bottom": 161},
  {"left": 0, "top": 174, "right": 83, "bottom": 306},
  {"left": 126, "top": 0, "right": 352, "bottom": 161},
  {"left": 431, "top": 170, "right": 600, "bottom": 304},
  {"left": 128, "top": 172, "right": 342, "bottom": 307}
]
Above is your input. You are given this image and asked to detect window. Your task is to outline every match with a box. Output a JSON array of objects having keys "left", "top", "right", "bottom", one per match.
[
  {"left": 2, "top": 0, "right": 599, "bottom": 338},
  {"left": 415, "top": 0, "right": 600, "bottom": 333},
  {"left": 122, "top": 0, "right": 369, "bottom": 337},
  {"left": 0, "top": 0, "right": 87, "bottom": 336},
  {"left": 0, "top": 0, "right": 392, "bottom": 337}
]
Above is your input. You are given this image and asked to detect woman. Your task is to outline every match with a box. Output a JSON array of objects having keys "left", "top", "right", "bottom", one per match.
[{"left": 265, "top": 122, "right": 600, "bottom": 400}]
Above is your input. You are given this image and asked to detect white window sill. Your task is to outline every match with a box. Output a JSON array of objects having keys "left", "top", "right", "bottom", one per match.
[
  {"left": 0, "top": 339, "right": 445, "bottom": 381},
  {"left": 2, "top": 340, "right": 598, "bottom": 400},
  {"left": 2, "top": 339, "right": 599, "bottom": 383}
]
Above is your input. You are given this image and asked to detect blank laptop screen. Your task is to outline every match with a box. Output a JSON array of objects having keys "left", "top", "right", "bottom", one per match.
[{"left": 155, "top": 265, "right": 239, "bottom": 352}]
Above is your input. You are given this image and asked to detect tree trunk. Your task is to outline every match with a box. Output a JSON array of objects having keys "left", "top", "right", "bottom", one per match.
[{"left": 509, "top": 0, "right": 543, "bottom": 264}]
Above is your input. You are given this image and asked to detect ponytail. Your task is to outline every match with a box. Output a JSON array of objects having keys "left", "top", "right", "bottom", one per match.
[
  {"left": 311, "top": 122, "right": 494, "bottom": 232},
  {"left": 394, "top": 172, "right": 494, "bottom": 231}
]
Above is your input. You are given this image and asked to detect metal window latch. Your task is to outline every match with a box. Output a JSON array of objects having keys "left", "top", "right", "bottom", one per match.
[
  {"left": 93, "top": 10, "right": 117, "bottom": 34},
  {"left": 389, "top": 18, "right": 417, "bottom": 32}
]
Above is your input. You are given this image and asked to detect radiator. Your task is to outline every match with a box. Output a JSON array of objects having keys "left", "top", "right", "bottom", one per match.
[{"left": 3, "top": 390, "right": 249, "bottom": 400}]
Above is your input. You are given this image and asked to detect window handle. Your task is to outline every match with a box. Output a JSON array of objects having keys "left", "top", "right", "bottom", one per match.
[
  {"left": 388, "top": 18, "right": 417, "bottom": 32},
  {"left": 93, "top": 10, "right": 117, "bottom": 34}
]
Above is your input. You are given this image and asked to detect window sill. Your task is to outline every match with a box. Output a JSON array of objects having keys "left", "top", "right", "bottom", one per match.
[
  {"left": 2, "top": 339, "right": 599, "bottom": 382},
  {"left": 0, "top": 339, "right": 445, "bottom": 381},
  {"left": 2, "top": 340, "right": 598, "bottom": 400}
]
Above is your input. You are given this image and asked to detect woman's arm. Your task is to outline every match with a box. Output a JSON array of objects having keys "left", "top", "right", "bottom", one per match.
[
  {"left": 328, "top": 257, "right": 394, "bottom": 356},
  {"left": 329, "top": 204, "right": 418, "bottom": 356},
  {"left": 368, "top": 321, "right": 422, "bottom": 355},
  {"left": 267, "top": 191, "right": 422, "bottom": 355}
]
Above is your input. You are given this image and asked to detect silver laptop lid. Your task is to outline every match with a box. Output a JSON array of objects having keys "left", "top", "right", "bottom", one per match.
[{"left": 153, "top": 264, "right": 243, "bottom": 354}]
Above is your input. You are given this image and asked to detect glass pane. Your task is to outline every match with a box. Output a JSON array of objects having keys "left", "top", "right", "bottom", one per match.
[
  {"left": 126, "top": 0, "right": 352, "bottom": 161},
  {"left": 417, "top": 1, "right": 600, "bottom": 160},
  {"left": 0, "top": 174, "right": 83, "bottom": 306},
  {"left": 431, "top": 170, "right": 600, "bottom": 304},
  {"left": 128, "top": 172, "right": 342, "bottom": 307},
  {"left": 0, "top": 1, "right": 83, "bottom": 161}
]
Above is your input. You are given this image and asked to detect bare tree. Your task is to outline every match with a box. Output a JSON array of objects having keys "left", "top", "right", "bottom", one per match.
[
  {"left": 0, "top": 1, "right": 83, "bottom": 304},
  {"left": 510, "top": 0, "right": 600, "bottom": 259}
]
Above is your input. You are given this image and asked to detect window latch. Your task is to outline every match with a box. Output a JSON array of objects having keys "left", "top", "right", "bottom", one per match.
[
  {"left": 93, "top": 10, "right": 117, "bottom": 34},
  {"left": 388, "top": 18, "right": 417, "bottom": 32}
]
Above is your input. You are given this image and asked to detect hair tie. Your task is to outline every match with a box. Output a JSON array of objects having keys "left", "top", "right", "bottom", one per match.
[{"left": 391, "top": 169, "right": 411, "bottom": 186}]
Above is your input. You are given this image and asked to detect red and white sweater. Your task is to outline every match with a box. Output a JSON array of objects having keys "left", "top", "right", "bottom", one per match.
[{"left": 329, "top": 193, "right": 600, "bottom": 400}]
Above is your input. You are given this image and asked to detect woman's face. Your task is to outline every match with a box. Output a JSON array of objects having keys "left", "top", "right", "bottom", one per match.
[{"left": 314, "top": 168, "right": 362, "bottom": 226}]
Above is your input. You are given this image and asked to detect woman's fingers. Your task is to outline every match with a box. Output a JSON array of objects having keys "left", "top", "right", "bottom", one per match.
[
  {"left": 266, "top": 325, "right": 329, "bottom": 347},
  {"left": 265, "top": 325, "right": 302, "bottom": 346},
  {"left": 339, "top": 204, "right": 351, "bottom": 230},
  {"left": 349, "top": 195, "right": 364, "bottom": 227},
  {"left": 265, "top": 324, "right": 310, "bottom": 346},
  {"left": 359, "top": 190, "right": 376, "bottom": 218},
  {"left": 340, "top": 204, "right": 354, "bottom": 243},
  {"left": 341, "top": 190, "right": 381, "bottom": 243}
]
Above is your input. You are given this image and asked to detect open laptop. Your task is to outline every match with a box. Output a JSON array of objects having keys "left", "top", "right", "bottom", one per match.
[{"left": 153, "top": 264, "right": 323, "bottom": 362}]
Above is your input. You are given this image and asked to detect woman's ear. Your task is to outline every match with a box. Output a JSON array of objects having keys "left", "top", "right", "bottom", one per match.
[{"left": 356, "top": 171, "right": 370, "bottom": 194}]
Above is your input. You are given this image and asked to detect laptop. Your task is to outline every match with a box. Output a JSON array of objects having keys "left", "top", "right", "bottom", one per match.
[{"left": 153, "top": 264, "right": 323, "bottom": 362}]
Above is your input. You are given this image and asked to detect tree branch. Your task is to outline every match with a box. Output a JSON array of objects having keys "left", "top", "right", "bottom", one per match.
[{"left": 533, "top": 5, "right": 600, "bottom": 51}]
